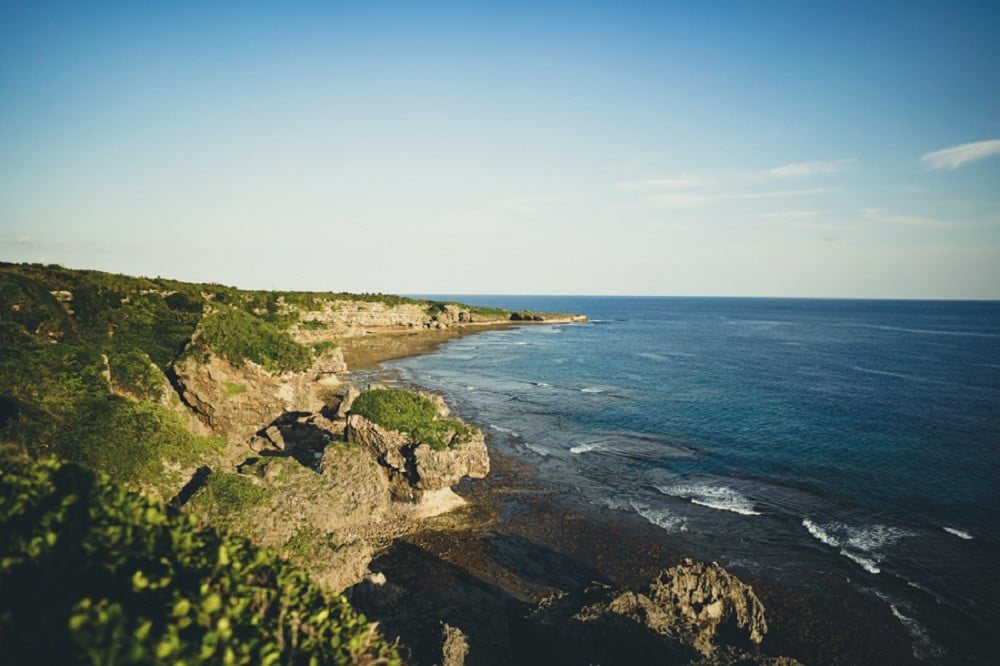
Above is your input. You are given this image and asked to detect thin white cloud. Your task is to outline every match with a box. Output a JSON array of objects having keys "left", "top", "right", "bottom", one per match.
[
  {"left": 494, "top": 194, "right": 563, "bottom": 215},
  {"left": 766, "top": 158, "right": 857, "bottom": 178},
  {"left": 756, "top": 209, "right": 823, "bottom": 220},
  {"left": 648, "top": 188, "right": 831, "bottom": 209},
  {"left": 616, "top": 175, "right": 713, "bottom": 191},
  {"left": 0, "top": 234, "right": 35, "bottom": 246},
  {"left": 862, "top": 208, "right": 949, "bottom": 228},
  {"left": 648, "top": 193, "right": 715, "bottom": 207},
  {"left": 920, "top": 139, "right": 1000, "bottom": 170}
]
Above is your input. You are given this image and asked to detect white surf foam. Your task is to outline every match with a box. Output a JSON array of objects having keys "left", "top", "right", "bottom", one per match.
[
  {"left": 868, "top": 589, "right": 941, "bottom": 661},
  {"left": 840, "top": 549, "right": 881, "bottom": 574},
  {"left": 636, "top": 352, "right": 668, "bottom": 362},
  {"left": 489, "top": 424, "right": 517, "bottom": 435},
  {"left": 630, "top": 500, "right": 688, "bottom": 532},
  {"left": 580, "top": 386, "right": 605, "bottom": 394},
  {"left": 851, "top": 366, "right": 922, "bottom": 381},
  {"left": 802, "top": 518, "right": 913, "bottom": 575},
  {"left": 569, "top": 442, "right": 604, "bottom": 454},
  {"left": 942, "top": 526, "right": 973, "bottom": 540},
  {"left": 657, "top": 483, "right": 762, "bottom": 516},
  {"left": 524, "top": 443, "right": 552, "bottom": 457}
]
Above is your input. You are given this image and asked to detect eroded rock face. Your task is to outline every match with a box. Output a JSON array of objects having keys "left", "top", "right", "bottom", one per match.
[
  {"left": 648, "top": 558, "right": 768, "bottom": 654},
  {"left": 518, "top": 559, "right": 784, "bottom": 665},
  {"left": 345, "top": 413, "right": 489, "bottom": 493},
  {"left": 410, "top": 436, "right": 489, "bottom": 490},
  {"left": 173, "top": 347, "right": 347, "bottom": 438}
]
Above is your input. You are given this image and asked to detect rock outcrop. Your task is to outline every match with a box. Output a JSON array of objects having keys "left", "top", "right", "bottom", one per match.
[
  {"left": 516, "top": 559, "right": 790, "bottom": 666},
  {"left": 345, "top": 413, "right": 489, "bottom": 495},
  {"left": 173, "top": 346, "right": 347, "bottom": 438},
  {"left": 646, "top": 558, "right": 768, "bottom": 654}
]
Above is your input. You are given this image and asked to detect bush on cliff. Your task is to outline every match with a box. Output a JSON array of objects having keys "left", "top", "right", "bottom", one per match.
[
  {"left": 0, "top": 458, "right": 401, "bottom": 665},
  {"left": 191, "top": 305, "right": 313, "bottom": 373},
  {"left": 351, "top": 388, "right": 476, "bottom": 451}
]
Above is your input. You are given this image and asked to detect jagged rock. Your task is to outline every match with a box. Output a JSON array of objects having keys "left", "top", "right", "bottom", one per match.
[
  {"left": 264, "top": 425, "right": 286, "bottom": 450},
  {"left": 345, "top": 414, "right": 411, "bottom": 473},
  {"left": 337, "top": 386, "right": 361, "bottom": 419},
  {"left": 517, "top": 560, "right": 782, "bottom": 665},
  {"left": 648, "top": 558, "right": 768, "bottom": 654},
  {"left": 345, "top": 414, "right": 489, "bottom": 492},
  {"left": 440, "top": 623, "right": 470, "bottom": 666},
  {"left": 410, "top": 435, "right": 489, "bottom": 491},
  {"left": 173, "top": 346, "right": 346, "bottom": 438}
]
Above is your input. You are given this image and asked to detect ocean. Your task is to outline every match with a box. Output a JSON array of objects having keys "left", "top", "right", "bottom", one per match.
[{"left": 384, "top": 297, "right": 1000, "bottom": 662}]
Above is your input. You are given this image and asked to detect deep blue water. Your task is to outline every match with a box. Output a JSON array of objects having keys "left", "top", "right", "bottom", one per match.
[{"left": 387, "top": 297, "right": 1000, "bottom": 662}]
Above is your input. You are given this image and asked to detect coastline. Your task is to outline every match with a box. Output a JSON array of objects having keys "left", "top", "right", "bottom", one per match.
[{"left": 344, "top": 326, "right": 919, "bottom": 665}]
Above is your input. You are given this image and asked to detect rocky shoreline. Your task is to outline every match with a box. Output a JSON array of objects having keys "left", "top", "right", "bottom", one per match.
[
  {"left": 165, "top": 306, "right": 919, "bottom": 664},
  {"left": 341, "top": 346, "right": 919, "bottom": 666}
]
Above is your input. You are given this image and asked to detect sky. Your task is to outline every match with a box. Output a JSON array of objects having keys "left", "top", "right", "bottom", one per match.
[{"left": 1, "top": 1, "right": 999, "bottom": 298}]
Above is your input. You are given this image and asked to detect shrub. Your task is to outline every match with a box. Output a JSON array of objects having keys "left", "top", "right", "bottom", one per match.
[
  {"left": 299, "top": 319, "right": 329, "bottom": 330},
  {"left": 108, "top": 348, "right": 165, "bottom": 401},
  {"left": 0, "top": 458, "right": 401, "bottom": 665},
  {"left": 202, "top": 472, "right": 270, "bottom": 515},
  {"left": 222, "top": 381, "right": 247, "bottom": 397},
  {"left": 192, "top": 306, "right": 313, "bottom": 373},
  {"left": 350, "top": 388, "right": 476, "bottom": 451},
  {"left": 312, "top": 340, "right": 338, "bottom": 355}
]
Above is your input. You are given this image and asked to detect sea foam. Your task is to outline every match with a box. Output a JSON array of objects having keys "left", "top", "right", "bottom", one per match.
[
  {"left": 802, "top": 518, "right": 913, "bottom": 575},
  {"left": 657, "top": 483, "right": 762, "bottom": 516},
  {"left": 942, "top": 526, "right": 973, "bottom": 540},
  {"left": 630, "top": 500, "right": 688, "bottom": 532}
]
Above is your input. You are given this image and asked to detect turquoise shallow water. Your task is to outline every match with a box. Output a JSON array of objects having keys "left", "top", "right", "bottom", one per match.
[{"left": 388, "top": 297, "right": 1000, "bottom": 662}]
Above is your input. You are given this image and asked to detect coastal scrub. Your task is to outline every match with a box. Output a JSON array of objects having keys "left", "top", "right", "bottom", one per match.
[
  {"left": 0, "top": 458, "right": 401, "bottom": 665},
  {"left": 351, "top": 388, "right": 476, "bottom": 451}
]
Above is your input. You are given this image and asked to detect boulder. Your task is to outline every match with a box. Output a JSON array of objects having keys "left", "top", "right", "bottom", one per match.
[
  {"left": 336, "top": 386, "right": 361, "bottom": 419},
  {"left": 517, "top": 559, "right": 781, "bottom": 665},
  {"left": 345, "top": 414, "right": 489, "bottom": 492},
  {"left": 648, "top": 558, "right": 768, "bottom": 654},
  {"left": 172, "top": 345, "right": 347, "bottom": 438}
]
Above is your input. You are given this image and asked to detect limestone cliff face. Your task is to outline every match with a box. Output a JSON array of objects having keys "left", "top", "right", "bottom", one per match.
[
  {"left": 290, "top": 301, "right": 432, "bottom": 343},
  {"left": 172, "top": 347, "right": 346, "bottom": 438},
  {"left": 344, "top": 413, "right": 490, "bottom": 494}
]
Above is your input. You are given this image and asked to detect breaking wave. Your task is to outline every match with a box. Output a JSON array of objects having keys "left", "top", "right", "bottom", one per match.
[{"left": 657, "top": 483, "right": 762, "bottom": 516}]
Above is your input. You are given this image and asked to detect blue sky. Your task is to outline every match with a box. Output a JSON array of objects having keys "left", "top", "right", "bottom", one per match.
[{"left": 2, "top": 1, "right": 998, "bottom": 298}]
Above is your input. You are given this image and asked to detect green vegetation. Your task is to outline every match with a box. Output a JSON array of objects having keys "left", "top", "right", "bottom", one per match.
[
  {"left": 469, "top": 304, "right": 510, "bottom": 319},
  {"left": 282, "top": 524, "right": 340, "bottom": 562},
  {"left": 351, "top": 388, "right": 476, "bottom": 451},
  {"left": 222, "top": 381, "right": 248, "bottom": 397},
  {"left": 0, "top": 324, "right": 222, "bottom": 491},
  {"left": 0, "top": 458, "right": 401, "bottom": 665},
  {"left": 299, "top": 319, "right": 329, "bottom": 330},
  {"left": 108, "top": 348, "right": 166, "bottom": 401},
  {"left": 192, "top": 305, "right": 314, "bottom": 373},
  {"left": 202, "top": 472, "right": 271, "bottom": 516},
  {"left": 312, "top": 340, "right": 338, "bottom": 355}
]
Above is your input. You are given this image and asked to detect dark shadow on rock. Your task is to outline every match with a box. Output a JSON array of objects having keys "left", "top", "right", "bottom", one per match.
[
  {"left": 509, "top": 587, "right": 697, "bottom": 666},
  {"left": 168, "top": 466, "right": 210, "bottom": 508},
  {"left": 349, "top": 540, "right": 527, "bottom": 666},
  {"left": 484, "top": 530, "right": 608, "bottom": 591},
  {"left": 250, "top": 411, "right": 343, "bottom": 472}
]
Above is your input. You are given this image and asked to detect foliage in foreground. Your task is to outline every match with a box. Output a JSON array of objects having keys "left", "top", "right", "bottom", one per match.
[
  {"left": 350, "top": 388, "right": 476, "bottom": 451},
  {"left": 0, "top": 458, "right": 401, "bottom": 665}
]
